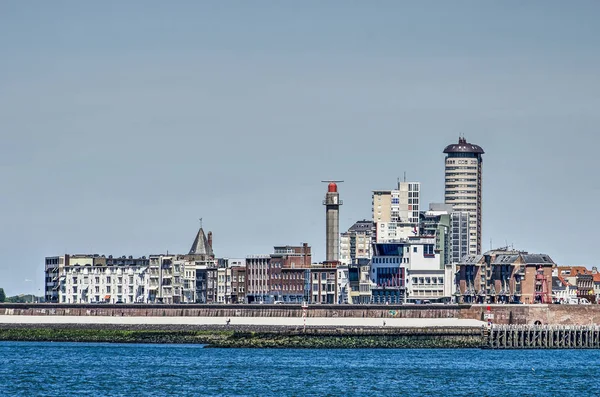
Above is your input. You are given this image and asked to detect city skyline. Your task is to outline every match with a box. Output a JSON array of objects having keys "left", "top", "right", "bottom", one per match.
[{"left": 2, "top": 2, "right": 600, "bottom": 296}]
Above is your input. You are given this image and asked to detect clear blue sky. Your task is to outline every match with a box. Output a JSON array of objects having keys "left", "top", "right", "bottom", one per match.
[{"left": 1, "top": 1, "right": 600, "bottom": 296}]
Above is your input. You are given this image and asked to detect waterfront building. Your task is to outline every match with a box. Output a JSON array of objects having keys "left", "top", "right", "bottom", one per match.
[
  {"left": 372, "top": 181, "right": 420, "bottom": 243},
  {"left": 337, "top": 265, "right": 350, "bottom": 304},
  {"left": 245, "top": 244, "right": 311, "bottom": 304},
  {"left": 370, "top": 243, "right": 405, "bottom": 304},
  {"left": 148, "top": 255, "right": 185, "bottom": 304},
  {"left": 339, "top": 220, "right": 373, "bottom": 266},
  {"left": 185, "top": 226, "right": 217, "bottom": 303},
  {"left": 194, "top": 263, "right": 218, "bottom": 303},
  {"left": 45, "top": 254, "right": 150, "bottom": 304},
  {"left": 214, "top": 258, "right": 246, "bottom": 304},
  {"left": 281, "top": 267, "right": 308, "bottom": 303},
  {"left": 443, "top": 136, "right": 484, "bottom": 255},
  {"left": 426, "top": 203, "right": 470, "bottom": 265},
  {"left": 555, "top": 266, "right": 595, "bottom": 303},
  {"left": 44, "top": 255, "right": 65, "bottom": 303},
  {"left": 230, "top": 265, "right": 247, "bottom": 304},
  {"left": 310, "top": 264, "right": 338, "bottom": 304},
  {"left": 404, "top": 236, "right": 449, "bottom": 303},
  {"left": 552, "top": 271, "right": 577, "bottom": 304},
  {"left": 245, "top": 255, "right": 271, "bottom": 304},
  {"left": 455, "top": 249, "right": 555, "bottom": 304},
  {"left": 347, "top": 259, "right": 372, "bottom": 304}
]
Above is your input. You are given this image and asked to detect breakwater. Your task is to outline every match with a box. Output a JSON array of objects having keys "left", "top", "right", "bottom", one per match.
[
  {"left": 0, "top": 324, "right": 484, "bottom": 348},
  {"left": 486, "top": 325, "right": 600, "bottom": 349},
  {"left": 2, "top": 303, "right": 600, "bottom": 326}
]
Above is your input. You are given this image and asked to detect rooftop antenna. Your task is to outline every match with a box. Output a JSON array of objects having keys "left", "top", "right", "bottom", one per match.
[
  {"left": 199, "top": 217, "right": 203, "bottom": 229},
  {"left": 404, "top": 171, "right": 407, "bottom": 183}
]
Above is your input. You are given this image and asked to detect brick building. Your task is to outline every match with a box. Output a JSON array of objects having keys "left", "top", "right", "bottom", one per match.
[{"left": 455, "top": 249, "right": 555, "bottom": 304}]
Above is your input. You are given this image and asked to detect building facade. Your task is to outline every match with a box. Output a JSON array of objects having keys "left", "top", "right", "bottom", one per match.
[
  {"left": 372, "top": 182, "right": 420, "bottom": 243},
  {"left": 340, "top": 220, "right": 373, "bottom": 266},
  {"left": 443, "top": 137, "right": 484, "bottom": 255},
  {"left": 455, "top": 249, "right": 555, "bottom": 304},
  {"left": 310, "top": 264, "right": 337, "bottom": 304},
  {"left": 45, "top": 254, "right": 150, "bottom": 304}
]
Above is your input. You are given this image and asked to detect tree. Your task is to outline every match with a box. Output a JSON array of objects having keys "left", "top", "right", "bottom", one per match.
[{"left": 0, "top": 288, "right": 6, "bottom": 303}]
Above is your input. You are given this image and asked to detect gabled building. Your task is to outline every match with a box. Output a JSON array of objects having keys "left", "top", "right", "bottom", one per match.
[
  {"left": 455, "top": 249, "right": 555, "bottom": 304},
  {"left": 552, "top": 270, "right": 577, "bottom": 304},
  {"left": 556, "top": 266, "right": 595, "bottom": 303}
]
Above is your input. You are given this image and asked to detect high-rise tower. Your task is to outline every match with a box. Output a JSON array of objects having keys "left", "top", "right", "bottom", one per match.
[
  {"left": 322, "top": 181, "right": 343, "bottom": 264},
  {"left": 443, "top": 137, "right": 484, "bottom": 255}
]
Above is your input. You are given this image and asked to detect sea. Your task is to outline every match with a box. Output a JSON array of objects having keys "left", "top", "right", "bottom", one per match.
[{"left": 0, "top": 341, "right": 598, "bottom": 396}]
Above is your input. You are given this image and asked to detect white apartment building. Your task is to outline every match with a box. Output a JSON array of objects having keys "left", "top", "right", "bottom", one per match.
[
  {"left": 443, "top": 137, "right": 484, "bottom": 255},
  {"left": 373, "top": 182, "right": 420, "bottom": 243},
  {"left": 46, "top": 254, "right": 150, "bottom": 304},
  {"left": 339, "top": 220, "right": 373, "bottom": 266},
  {"left": 404, "top": 238, "right": 447, "bottom": 302}
]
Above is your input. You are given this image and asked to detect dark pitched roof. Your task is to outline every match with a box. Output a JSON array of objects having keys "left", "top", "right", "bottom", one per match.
[
  {"left": 492, "top": 255, "right": 519, "bottom": 265},
  {"left": 521, "top": 254, "right": 554, "bottom": 265},
  {"left": 461, "top": 254, "right": 483, "bottom": 264},
  {"left": 347, "top": 220, "right": 374, "bottom": 233},
  {"left": 189, "top": 228, "right": 213, "bottom": 256}
]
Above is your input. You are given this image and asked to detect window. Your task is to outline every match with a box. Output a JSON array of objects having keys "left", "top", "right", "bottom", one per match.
[
  {"left": 413, "top": 247, "right": 417, "bottom": 253},
  {"left": 106, "top": 286, "right": 111, "bottom": 293},
  {"left": 73, "top": 286, "right": 78, "bottom": 293},
  {"left": 106, "top": 276, "right": 111, "bottom": 283},
  {"left": 424, "top": 245, "right": 434, "bottom": 256}
]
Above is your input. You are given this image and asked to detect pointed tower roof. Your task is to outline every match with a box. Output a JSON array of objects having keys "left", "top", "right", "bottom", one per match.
[{"left": 189, "top": 227, "right": 214, "bottom": 256}]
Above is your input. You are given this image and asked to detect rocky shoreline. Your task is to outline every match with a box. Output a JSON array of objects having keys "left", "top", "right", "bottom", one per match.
[{"left": 0, "top": 324, "right": 485, "bottom": 348}]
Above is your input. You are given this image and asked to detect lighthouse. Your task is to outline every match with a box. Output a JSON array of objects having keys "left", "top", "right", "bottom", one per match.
[{"left": 322, "top": 181, "right": 343, "bottom": 264}]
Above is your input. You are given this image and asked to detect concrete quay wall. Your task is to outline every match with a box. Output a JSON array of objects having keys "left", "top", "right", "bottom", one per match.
[
  {"left": 460, "top": 304, "right": 600, "bottom": 326},
  {"left": 1, "top": 303, "right": 599, "bottom": 326},
  {"left": 0, "top": 303, "right": 462, "bottom": 320}
]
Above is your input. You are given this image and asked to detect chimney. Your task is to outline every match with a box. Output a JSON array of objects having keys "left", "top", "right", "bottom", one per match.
[{"left": 208, "top": 232, "right": 213, "bottom": 249}]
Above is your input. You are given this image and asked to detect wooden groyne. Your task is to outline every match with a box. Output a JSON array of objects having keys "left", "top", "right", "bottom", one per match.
[{"left": 487, "top": 325, "right": 600, "bottom": 349}]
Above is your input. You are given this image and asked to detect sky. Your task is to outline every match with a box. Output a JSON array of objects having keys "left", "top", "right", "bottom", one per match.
[{"left": 1, "top": 1, "right": 600, "bottom": 296}]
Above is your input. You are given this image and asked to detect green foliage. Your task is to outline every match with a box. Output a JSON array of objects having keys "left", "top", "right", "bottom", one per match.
[
  {"left": 0, "top": 288, "right": 5, "bottom": 302},
  {"left": 6, "top": 294, "right": 36, "bottom": 303},
  {"left": 0, "top": 328, "right": 482, "bottom": 348}
]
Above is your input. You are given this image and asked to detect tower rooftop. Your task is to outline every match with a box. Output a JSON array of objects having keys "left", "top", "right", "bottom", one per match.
[
  {"left": 443, "top": 137, "right": 484, "bottom": 154},
  {"left": 189, "top": 227, "right": 214, "bottom": 256}
]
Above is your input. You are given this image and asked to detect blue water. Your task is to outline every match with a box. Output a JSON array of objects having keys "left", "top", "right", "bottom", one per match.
[{"left": 0, "top": 342, "right": 599, "bottom": 396}]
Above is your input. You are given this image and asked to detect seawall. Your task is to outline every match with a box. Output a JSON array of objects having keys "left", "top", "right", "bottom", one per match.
[{"left": 1, "top": 303, "right": 599, "bottom": 325}]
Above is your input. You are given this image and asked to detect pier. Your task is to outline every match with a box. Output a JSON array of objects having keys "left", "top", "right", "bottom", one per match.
[{"left": 487, "top": 325, "right": 600, "bottom": 349}]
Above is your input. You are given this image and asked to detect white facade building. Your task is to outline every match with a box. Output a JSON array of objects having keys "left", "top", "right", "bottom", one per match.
[
  {"left": 340, "top": 220, "right": 373, "bottom": 266},
  {"left": 373, "top": 182, "right": 420, "bottom": 243},
  {"left": 46, "top": 254, "right": 150, "bottom": 304}
]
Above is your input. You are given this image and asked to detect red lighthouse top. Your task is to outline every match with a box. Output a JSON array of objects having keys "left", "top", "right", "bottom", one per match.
[{"left": 328, "top": 183, "right": 337, "bottom": 193}]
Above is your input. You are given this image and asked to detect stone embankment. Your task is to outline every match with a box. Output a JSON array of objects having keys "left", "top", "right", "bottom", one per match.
[
  {"left": 0, "top": 323, "right": 484, "bottom": 348},
  {"left": 2, "top": 303, "right": 600, "bottom": 326}
]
